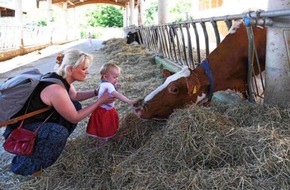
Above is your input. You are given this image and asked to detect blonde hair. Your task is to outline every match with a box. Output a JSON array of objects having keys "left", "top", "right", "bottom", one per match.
[
  {"left": 99, "top": 63, "right": 121, "bottom": 79},
  {"left": 54, "top": 49, "right": 93, "bottom": 78}
]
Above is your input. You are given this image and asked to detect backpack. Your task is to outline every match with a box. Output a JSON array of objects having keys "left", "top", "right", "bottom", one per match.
[{"left": 0, "top": 69, "right": 64, "bottom": 125}]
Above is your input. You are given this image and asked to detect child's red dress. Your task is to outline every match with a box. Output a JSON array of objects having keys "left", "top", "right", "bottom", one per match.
[
  {"left": 86, "top": 106, "right": 119, "bottom": 139},
  {"left": 86, "top": 81, "right": 119, "bottom": 139}
]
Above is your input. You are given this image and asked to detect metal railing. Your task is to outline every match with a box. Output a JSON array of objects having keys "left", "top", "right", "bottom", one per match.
[{"left": 128, "top": 9, "right": 290, "bottom": 69}]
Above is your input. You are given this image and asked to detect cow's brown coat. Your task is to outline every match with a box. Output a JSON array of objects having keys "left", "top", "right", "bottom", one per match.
[{"left": 134, "top": 22, "right": 267, "bottom": 119}]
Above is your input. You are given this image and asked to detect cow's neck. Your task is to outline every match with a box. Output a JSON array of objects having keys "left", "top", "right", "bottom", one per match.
[
  {"left": 194, "top": 59, "right": 215, "bottom": 101},
  {"left": 200, "top": 59, "right": 214, "bottom": 99},
  {"left": 197, "top": 57, "right": 248, "bottom": 100}
]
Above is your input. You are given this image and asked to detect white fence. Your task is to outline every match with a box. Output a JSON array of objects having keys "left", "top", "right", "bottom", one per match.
[{"left": 0, "top": 25, "right": 80, "bottom": 51}]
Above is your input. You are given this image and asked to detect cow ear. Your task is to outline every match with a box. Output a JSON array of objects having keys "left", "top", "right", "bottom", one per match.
[
  {"left": 162, "top": 69, "right": 174, "bottom": 78},
  {"left": 186, "top": 71, "right": 201, "bottom": 96}
]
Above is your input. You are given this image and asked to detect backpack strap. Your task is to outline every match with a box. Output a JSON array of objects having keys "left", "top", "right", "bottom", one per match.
[
  {"left": 0, "top": 107, "right": 52, "bottom": 127},
  {"left": 0, "top": 72, "right": 65, "bottom": 128},
  {"left": 40, "top": 74, "right": 65, "bottom": 88}
]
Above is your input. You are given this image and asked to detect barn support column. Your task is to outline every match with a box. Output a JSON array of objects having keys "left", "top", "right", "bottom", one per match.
[
  {"left": 72, "top": 7, "right": 79, "bottom": 40},
  {"left": 138, "top": 0, "right": 144, "bottom": 25},
  {"left": 124, "top": 3, "right": 129, "bottom": 27},
  {"left": 46, "top": 0, "right": 53, "bottom": 44},
  {"left": 264, "top": 0, "right": 290, "bottom": 107},
  {"left": 14, "top": 0, "right": 23, "bottom": 26},
  {"left": 129, "top": 0, "right": 134, "bottom": 25},
  {"left": 158, "top": 0, "right": 169, "bottom": 24},
  {"left": 47, "top": 0, "right": 53, "bottom": 25},
  {"left": 62, "top": 2, "right": 68, "bottom": 41},
  {"left": 14, "top": 0, "right": 23, "bottom": 48}
]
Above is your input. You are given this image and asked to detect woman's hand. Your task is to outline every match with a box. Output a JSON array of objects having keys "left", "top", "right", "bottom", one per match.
[{"left": 97, "top": 90, "right": 115, "bottom": 105}]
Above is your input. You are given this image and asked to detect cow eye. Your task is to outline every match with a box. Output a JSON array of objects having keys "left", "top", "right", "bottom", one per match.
[{"left": 168, "top": 85, "right": 179, "bottom": 94}]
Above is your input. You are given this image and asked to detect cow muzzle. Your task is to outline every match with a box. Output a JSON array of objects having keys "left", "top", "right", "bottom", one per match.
[{"left": 133, "top": 99, "right": 145, "bottom": 118}]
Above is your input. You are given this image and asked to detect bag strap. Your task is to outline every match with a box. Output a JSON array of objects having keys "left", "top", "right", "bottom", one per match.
[
  {"left": 33, "top": 111, "right": 55, "bottom": 134},
  {"left": 0, "top": 107, "right": 52, "bottom": 127}
]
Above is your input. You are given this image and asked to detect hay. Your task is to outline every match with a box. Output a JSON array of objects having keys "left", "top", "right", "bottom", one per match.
[
  {"left": 110, "top": 103, "right": 290, "bottom": 189},
  {"left": 1, "top": 38, "right": 290, "bottom": 190}
]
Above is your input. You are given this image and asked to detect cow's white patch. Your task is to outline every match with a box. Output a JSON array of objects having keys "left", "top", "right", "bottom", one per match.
[
  {"left": 228, "top": 20, "right": 243, "bottom": 34},
  {"left": 195, "top": 93, "right": 207, "bottom": 104},
  {"left": 144, "top": 66, "right": 190, "bottom": 102}
]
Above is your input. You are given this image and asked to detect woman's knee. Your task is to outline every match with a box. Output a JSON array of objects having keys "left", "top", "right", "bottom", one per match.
[{"left": 10, "top": 122, "right": 69, "bottom": 176}]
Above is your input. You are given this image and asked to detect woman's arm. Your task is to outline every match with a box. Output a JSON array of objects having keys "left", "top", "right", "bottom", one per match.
[
  {"left": 41, "top": 84, "right": 112, "bottom": 123},
  {"left": 69, "top": 84, "right": 98, "bottom": 101}
]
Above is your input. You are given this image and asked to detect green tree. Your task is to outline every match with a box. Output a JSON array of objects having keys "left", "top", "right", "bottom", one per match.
[
  {"left": 170, "top": 0, "right": 192, "bottom": 22},
  {"left": 144, "top": 2, "right": 158, "bottom": 25},
  {"left": 87, "top": 5, "right": 123, "bottom": 27}
]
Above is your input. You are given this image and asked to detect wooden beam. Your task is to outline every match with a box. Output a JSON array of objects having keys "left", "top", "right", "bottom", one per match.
[{"left": 51, "top": 0, "right": 131, "bottom": 8}]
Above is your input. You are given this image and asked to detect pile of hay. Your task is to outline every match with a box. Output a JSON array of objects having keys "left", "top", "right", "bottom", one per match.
[{"left": 1, "top": 38, "right": 290, "bottom": 190}]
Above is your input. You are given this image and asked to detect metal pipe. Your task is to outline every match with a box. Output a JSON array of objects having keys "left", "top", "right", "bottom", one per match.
[
  {"left": 211, "top": 20, "right": 221, "bottom": 46},
  {"left": 200, "top": 22, "right": 209, "bottom": 56},
  {"left": 246, "top": 26, "right": 255, "bottom": 103},
  {"left": 178, "top": 24, "right": 188, "bottom": 66},
  {"left": 185, "top": 23, "right": 194, "bottom": 68},
  {"left": 191, "top": 22, "right": 201, "bottom": 65}
]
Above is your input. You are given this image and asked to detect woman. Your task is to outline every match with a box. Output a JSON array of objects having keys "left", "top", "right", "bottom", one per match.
[{"left": 3, "top": 49, "right": 114, "bottom": 176}]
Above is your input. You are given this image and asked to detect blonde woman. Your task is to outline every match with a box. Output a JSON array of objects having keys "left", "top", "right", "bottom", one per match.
[{"left": 3, "top": 49, "right": 114, "bottom": 176}]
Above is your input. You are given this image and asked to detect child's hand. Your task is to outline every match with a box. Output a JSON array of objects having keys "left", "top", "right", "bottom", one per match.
[
  {"left": 129, "top": 99, "right": 138, "bottom": 106},
  {"left": 98, "top": 89, "right": 115, "bottom": 104}
]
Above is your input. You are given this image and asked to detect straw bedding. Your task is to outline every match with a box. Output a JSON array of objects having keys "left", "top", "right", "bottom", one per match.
[{"left": 1, "top": 38, "right": 290, "bottom": 190}]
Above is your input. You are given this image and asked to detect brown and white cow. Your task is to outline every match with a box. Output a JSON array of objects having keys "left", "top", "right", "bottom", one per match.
[{"left": 134, "top": 20, "right": 267, "bottom": 119}]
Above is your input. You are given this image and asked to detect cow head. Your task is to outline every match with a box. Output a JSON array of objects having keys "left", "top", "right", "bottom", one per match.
[
  {"left": 134, "top": 67, "right": 208, "bottom": 119},
  {"left": 126, "top": 32, "right": 141, "bottom": 44}
]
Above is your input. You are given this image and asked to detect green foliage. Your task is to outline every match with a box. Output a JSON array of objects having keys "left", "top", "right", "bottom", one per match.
[
  {"left": 143, "top": 0, "right": 193, "bottom": 24},
  {"left": 86, "top": 5, "right": 123, "bottom": 27},
  {"left": 170, "top": 0, "right": 192, "bottom": 22},
  {"left": 144, "top": 2, "right": 158, "bottom": 25},
  {"left": 38, "top": 20, "right": 47, "bottom": 26},
  {"left": 170, "top": 0, "right": 192, "bottom": 14}
]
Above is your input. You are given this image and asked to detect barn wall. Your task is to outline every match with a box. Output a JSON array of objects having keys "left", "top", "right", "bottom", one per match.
[{"left": 264, "top": 0, "right": 290, "bottom": 107}]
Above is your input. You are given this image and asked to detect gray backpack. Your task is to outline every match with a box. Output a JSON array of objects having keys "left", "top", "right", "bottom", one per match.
[{"left": 0, "top": 69, "right": 64, "bottom": 125}]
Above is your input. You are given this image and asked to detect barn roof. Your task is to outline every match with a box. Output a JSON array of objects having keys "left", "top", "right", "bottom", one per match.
[
  {"left": 0, "top": 2, "right": 27, "bottom": 17},
  {"left": 36, "top": 0, "right": 138, "bottom": 9}
]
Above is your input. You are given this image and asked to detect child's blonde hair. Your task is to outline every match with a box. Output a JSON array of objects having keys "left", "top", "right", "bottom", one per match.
[{"left": 99, "top": 63, "right": 121, "bottom": 79}]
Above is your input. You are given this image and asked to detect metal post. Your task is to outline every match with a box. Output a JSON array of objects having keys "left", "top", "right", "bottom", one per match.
[{"left": 264, "top": 0, "right": 290, "bottom": 107}]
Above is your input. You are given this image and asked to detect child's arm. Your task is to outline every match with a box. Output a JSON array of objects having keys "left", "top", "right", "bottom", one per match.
[{"left": 111, "top": 91, "right": 136, "bottom": 105}]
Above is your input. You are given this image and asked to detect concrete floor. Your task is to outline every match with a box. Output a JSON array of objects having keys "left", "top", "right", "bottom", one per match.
[{"left": 0, "top": 39, "right": 104, "bottom": 84}]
